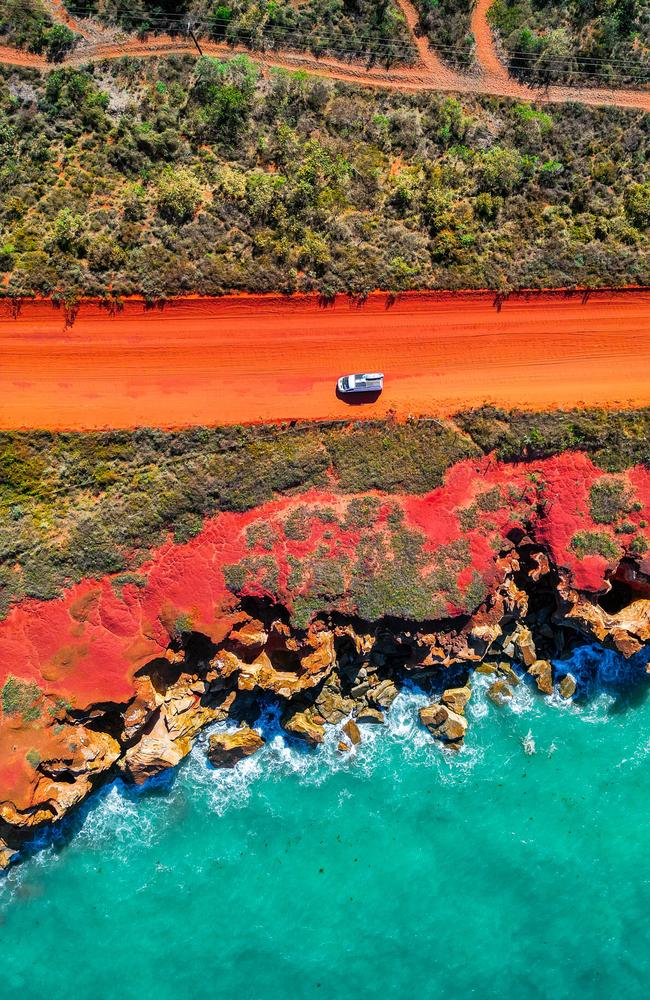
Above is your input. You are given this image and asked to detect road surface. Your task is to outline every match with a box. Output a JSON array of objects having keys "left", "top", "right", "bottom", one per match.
[{"left": 1, "top": 292, "right": 648, "bottom": 430}]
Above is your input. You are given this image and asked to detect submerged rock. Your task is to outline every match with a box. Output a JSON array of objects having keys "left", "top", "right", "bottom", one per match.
[
  {"left": 487, "top": 679, "right": 513, "bottom": 705},
  {"left": 208, "top": 726, "right": 265, "bottom": 768},
  {"left": 342, "top": 718, "right": 362, "bottom": 745},
  {"left": 497, "top": 662, "right": 520, "bottom": 686},
  {"left": 558, "top": 673, "right": 577, "bottom": 699}
]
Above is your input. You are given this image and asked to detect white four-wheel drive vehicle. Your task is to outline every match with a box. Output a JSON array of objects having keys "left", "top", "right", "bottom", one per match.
[{"left": 337, "top": 372, "right": 384, "bottom": 394}]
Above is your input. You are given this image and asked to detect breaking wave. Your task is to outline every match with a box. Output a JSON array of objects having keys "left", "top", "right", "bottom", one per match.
[{"left": 3, "top": 643, "right": 648, "bottom": 883}]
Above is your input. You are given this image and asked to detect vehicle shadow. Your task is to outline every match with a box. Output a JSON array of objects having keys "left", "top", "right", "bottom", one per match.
[{"left": 335, "top": 388, "right": 382, "bottom": 406}]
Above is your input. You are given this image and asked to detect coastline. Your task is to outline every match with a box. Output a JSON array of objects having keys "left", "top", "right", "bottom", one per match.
[{"left": 2, "top": 449, "right": 649, "bottom": 869}]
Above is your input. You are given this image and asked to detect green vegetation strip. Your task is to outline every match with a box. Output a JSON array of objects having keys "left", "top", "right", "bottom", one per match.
[
  {"left": 488, "top": 0, "right": 650, "bottom": 87},
  {"left": 0, "top": 56, "right": 648, "bottom": 302},
  {"left": 1, "top": 408, "right": 650, "bottom": 616}
]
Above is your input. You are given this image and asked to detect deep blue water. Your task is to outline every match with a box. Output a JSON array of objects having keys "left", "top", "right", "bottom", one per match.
[{"left": 2, "top": 645, "right": 649, "bottom": 1000}]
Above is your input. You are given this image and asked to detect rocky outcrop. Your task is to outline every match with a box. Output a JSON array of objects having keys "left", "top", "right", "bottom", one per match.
[
  {"left": 441, "top": 685, "right": 471, "bottom": 715},
  {"left": 208, "top": 727, "right": 265, "bottom": 768},
  {"left": 342, "top": 719, "right": 362, "bottom": 746},
  {"left": 487, "top": 679, "right": 513, "bottom": 705},
  {"left": 420, "top": 703, "right": 468, "bottom": 749},
  {"left": 2, "top": 449, "right": 650, "bottom": 864},
  {"left": 558, "top": 673, "right": 577, "bottom": 699},
  {"left": 420, "top": 683, "right": 471, "bottom": 749},
  {"left": 282, "top": 707, "right": 326, "bottom": 746},
  {"left": 0, "top": 838, "right": 18, "bottom": 870},
  {"left": 218, "top": 623, "right": 336, "bottom": 699},
  {"left": 119, "top": 669, "right": 236, "bottom": 784},
  {"left": 527, "top": 659, "right": 554, "bottom": 695},
  {"left": 560, "top": 589, "right": 650, "bottom": 658},
  {"left": 0, "top": 724, "right": 120, "bottom": 829}
]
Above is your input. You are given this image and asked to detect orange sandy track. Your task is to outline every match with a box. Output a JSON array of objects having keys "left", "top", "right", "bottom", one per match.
[
  {"left": 1, "top": 291, "right": 649, "bottom": 431},
  {"left": 472, "top": 0, "right": 509, "bottom": 81},
  {"left": 2, "top": 0, "right": 648, "bottom": 112}
]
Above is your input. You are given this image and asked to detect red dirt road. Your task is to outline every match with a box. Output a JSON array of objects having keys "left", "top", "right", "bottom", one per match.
[{"left": 0, "top": 292, "right": 649, "bottom": 430}]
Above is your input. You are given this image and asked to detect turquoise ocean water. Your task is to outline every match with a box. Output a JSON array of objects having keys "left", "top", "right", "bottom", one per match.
[{"left": 2, "top": 644, "right": 649, "bottom": 1000}]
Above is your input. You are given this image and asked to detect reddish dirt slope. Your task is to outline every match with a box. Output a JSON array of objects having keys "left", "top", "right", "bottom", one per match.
[{"left": 1, "top": 292, "right": 649, "bottom": 430}]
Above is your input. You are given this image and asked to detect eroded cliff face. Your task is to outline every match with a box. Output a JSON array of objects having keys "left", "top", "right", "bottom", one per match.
[{"left": 1, "top": 452, "right": 650, "bottom": 866}]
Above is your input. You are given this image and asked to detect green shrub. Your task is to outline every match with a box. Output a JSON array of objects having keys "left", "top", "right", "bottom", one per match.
[
  {"left": 476, "top": 486, "right": 503, "bottom": 513},
  {"left": 173, "top": 512, "right": 204, "bottom": 543},
  {"left": 624, "top": 183, "right": 650, "bottom": 229},
  {"left": 173, "top": 612, "right": 194, "bottom": 635},
  {"left": 245, "top": 521, "right": 277, "bottom": 551},
  {"left": 2, "top": 675, "right": 41, "bottom": 718},
  {"left": 111, "top": 572, "right": 148, "bottom": 598},
  {"left": 1, "top": 412, "right": 649, "bottom": 620},
  {"left": 457, "top": 505, "right": 478, "bottom": 532},
  {"left": 310, "top": 557, "right": 347, "bottom": 598},
  {"left": 284, "top": 506, "right": 312, "bottom": 541},
  {"left": 589, "top": 477, "right": 634, "bottom": 525},
  {"left": 155, "top": 167, "right": 203, "bottom": 224},
  {"left": 464, "top": 570, "right": 488, "bottom": 612},
  {"left": 222, "top": 554, "right": 279, "bottom": 595},
  {"left": 0, "top": 59, "right": 648, "bottom": 300},
  {"left": 488, "top": 0, "right": 648, "bottom": 86},
  {"left": 44, "top": 23, "right": 76, "bottom": 62},
  {"left": 342, "top": 497, "right": 381, "bottom": 530},
  {"left": 569, "top": 531, "right": 621, "bottom": 561}
]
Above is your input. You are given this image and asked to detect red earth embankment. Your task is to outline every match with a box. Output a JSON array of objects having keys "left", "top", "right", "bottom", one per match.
[
  {"left": 2, "top": 451, "right": 649, "bottom": 817},
  {"left": 0, "top": 290, "right": 649, "bottom": 430},
  {"left": 0, "top": 453, "right": 650, "bottom": 820}
]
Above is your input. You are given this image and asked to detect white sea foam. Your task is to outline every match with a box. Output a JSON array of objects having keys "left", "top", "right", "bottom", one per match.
[
  {"left": 89, "top": 785, "right": 152, "bottom": 842},
  {"left": 173, "top": 686, "right": 487, "bottom": 816},
  {"left": 3, "top": 644, "right": 647, "bottom": 879}
]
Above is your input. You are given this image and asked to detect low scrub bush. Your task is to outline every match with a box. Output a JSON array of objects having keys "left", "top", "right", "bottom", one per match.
[{"left": 569, "top": 530, "right": 621, "bottom": 560}]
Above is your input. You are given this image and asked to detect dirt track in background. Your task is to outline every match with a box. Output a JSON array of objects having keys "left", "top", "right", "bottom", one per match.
[
  {"left": 0, "top": 0, "right": 648, "bottom": 112},
  {"left": 472, "top": 0, "right": 508, "bottom": 80},
  {"left": 1, "top": 291, "right": 649, "bottom": 430}
]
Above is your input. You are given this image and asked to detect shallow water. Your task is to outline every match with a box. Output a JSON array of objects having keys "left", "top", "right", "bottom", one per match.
[{"left": 2, "top": 645, "right": 650, "bottom": 1000}]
